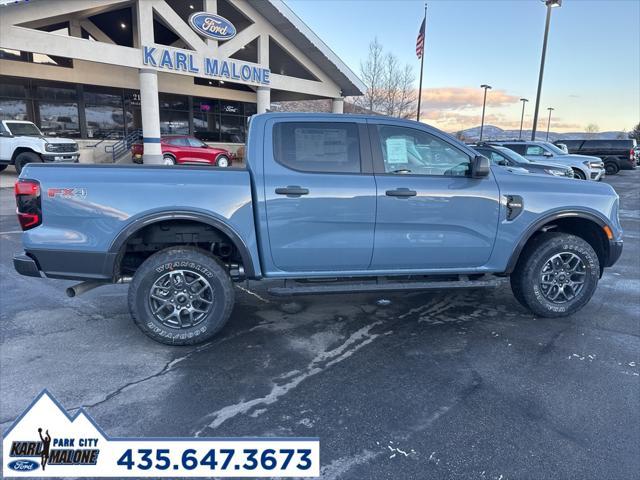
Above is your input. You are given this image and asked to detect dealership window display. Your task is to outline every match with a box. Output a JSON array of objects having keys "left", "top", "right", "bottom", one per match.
[{"left": 0, "top": 76, "right": 256, "bottom": 144}]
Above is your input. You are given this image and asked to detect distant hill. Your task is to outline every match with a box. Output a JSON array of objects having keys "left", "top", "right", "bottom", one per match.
[{"left": 454, "top": 125, "right": 628, "bottom": 142}]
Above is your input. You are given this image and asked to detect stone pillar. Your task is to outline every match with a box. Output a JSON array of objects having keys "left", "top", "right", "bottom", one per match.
[
  {"left": 139, "top": 69, "right": 162, "bottom": 164},
  {"left": 331, "top": 97, "right": 344, "bottom": 114},
  {"left": 257, "top": 86, "right": 271, "bottom": 114}
]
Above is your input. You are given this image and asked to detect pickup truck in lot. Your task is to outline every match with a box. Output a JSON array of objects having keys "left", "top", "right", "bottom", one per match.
[{"left": 14, "top": 113, "right": 623, "bottom": 345}]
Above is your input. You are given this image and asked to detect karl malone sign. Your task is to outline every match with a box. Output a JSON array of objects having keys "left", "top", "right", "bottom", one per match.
[
  {"left": 143, "top": 46, "right": 271, "bottom": 87},
  {"left": 143, "top": 11, "right": 269, "bottom": 87}
]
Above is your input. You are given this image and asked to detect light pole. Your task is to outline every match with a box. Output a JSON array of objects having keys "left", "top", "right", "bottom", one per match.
[
  {"left": 546, "top": 107, "right": 554, "bottom": 141},
  {"left": 479, "top": 84, "right": 492, "bottom": 141},
  {"left": 519, "top": 98, "right": 528, "bottom": 139},
  {"left": 531, "top": 0, "right": 562, "bottom": 141}
]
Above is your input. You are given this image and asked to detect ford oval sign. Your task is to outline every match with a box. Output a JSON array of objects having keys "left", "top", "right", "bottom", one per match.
[
  {"left": 8, "top": 459, "right": 39, "bottom": 472},
  {"left": 189, "top": 12, "right": 236, "bottom": 41}
]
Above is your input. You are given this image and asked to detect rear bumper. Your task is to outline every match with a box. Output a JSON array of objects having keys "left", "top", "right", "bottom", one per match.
[
  {"left": 13, "top": 252, "right": 42, "bottom": 277},
  {"left": 605, "top": 241, "right": 623, "bottom": 267},
  {"left": 14, "top": 249, "right": 115, "bottom": 280}
]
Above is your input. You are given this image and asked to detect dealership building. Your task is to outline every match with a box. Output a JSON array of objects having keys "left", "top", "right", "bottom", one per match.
[{"left": 0, "top": 0, "right": 364, "bottom": 162}]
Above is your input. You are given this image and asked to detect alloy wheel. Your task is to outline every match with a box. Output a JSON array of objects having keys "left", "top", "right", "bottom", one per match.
[{"left": 539, "top": 252, "right": 586, "bottom": 304}]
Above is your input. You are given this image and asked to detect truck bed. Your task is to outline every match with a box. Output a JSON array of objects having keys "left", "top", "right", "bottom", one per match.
[{"left": 19, "top": 163, "right": 259, "bottom": 280}]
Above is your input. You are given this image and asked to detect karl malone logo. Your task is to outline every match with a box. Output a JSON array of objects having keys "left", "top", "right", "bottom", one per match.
[
  {"left": 189, "top": 12, "right": 237, "bottom": 40},
  {"left": 4, "top": 390, "right": 102, "bottom": 475}
]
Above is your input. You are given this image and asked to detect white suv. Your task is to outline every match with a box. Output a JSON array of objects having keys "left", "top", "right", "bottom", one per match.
[{"left": 0, "top": 120, "right": 79, "bottom": 174}]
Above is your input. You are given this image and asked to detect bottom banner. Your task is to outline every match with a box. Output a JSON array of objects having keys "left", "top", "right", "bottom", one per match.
[{"left": 3, "top": 390, "right": 319, "bottom": 477}]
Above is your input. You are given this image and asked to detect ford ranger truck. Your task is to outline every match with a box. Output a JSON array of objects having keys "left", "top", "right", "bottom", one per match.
[{"left": 13, "top": 113, "right": 623, "bottom": 345}]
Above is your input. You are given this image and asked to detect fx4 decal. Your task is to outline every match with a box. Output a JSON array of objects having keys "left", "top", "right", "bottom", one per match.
[{"left": 47, "top": 188, "right": 88, "bottom": 199}]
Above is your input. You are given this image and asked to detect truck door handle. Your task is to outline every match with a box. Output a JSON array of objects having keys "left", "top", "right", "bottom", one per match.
[
  {"left": 275, "top": 186, "right": 309, "bottom": 197},
  {"left": 385, "top": 188, "right": 417, "bottom": 197}
]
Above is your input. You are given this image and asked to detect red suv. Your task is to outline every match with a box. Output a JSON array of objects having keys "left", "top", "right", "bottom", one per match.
[{"left": 132, "top": 135, "right": 234, "bottom": 167}]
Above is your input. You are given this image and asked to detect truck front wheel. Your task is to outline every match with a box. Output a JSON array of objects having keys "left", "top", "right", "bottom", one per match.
[
  {"left": 15, "top": 151, "right": 42, "bottom": 174},
  {"left": 510, "top": 232, "right": 600, "bottom": 317},
  {"left": 128, "top": 247, "right": 235, "bottom": 345}
]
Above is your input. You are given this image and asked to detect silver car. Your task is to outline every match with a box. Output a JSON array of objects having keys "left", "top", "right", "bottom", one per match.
[{"left": 493, "top": 141, "right": 605, "bottom": 181}]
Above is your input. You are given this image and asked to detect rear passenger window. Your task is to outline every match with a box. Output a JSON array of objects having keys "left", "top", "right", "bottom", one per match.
[
  {"left": 273, "top": 122, "right": 360, "bottom": 173},
  {"left": 583, "top": 140, "right": 610, "bottom": 149},
  {"left": 525, "top": 145, "right": 545, "bottom": 155},
  {"left": 503, "top": 144, "right": 526, "bottom": 155}
]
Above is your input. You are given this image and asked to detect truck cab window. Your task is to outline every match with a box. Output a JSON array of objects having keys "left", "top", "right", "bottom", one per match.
[
  {"left": 377, "top": 125, "right": 470, "bottom": 176},
  {"left": 273, "top": 122, "right": 361, "bottom": 173}
]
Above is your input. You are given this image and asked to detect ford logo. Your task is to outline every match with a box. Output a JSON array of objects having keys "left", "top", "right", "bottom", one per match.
[
  {"left": 8, "top": 459, "right": 39, "bottom": 471},
  {"left": 189, "top": 12, "right": 236, "bottom": 41}
]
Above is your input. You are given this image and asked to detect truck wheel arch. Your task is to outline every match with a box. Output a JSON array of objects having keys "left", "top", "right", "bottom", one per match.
[
  {"left": 11, "top": 147, "right": 40, "bottom": 163},
  {"left": 505, "top": 211, "right": 611, "bottom": 276},
  {"left": 109, "top": 211, "right": 257, "bottom": 279}
]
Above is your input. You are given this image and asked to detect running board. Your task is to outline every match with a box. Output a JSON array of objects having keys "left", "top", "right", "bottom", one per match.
[{"left": 268, "top": 275, "right": 504, "bottom": 296}]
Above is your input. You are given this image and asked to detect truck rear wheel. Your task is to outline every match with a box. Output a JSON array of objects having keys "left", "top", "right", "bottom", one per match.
[
  {"left": 128, "top": 247, "right": 235, "bottom": 345},
  {"left": 510, "top": 232, "right": 599, "bottom": 317},
  {"left": 15, "top": 151, "right": 42, "bottom": 174},
  {"left": 605, "top": 161, "right": 619, "bottom": 175}
]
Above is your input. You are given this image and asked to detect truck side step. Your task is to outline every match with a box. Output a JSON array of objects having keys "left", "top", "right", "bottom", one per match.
[{"left": 267, "top": 274, "right": 505, "bottom": 296}]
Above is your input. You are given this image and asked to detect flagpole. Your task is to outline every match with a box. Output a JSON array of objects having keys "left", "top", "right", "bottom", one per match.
[{"left": 416, "top": 4, "right": 427, "bottom": 121}]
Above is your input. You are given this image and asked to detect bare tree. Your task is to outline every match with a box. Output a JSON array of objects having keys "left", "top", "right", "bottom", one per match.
[
  {"left": 355, "top": 38, "right": 385, "bottom": 112},
  {"left": 352, "top": 39, "right": 416, "bottom": 118},
  {"left": 585, "top": 123, "right": 599, "bottom": 138},
  {"left": 629, "top": 122, "right": 640, "bottom": 142}
]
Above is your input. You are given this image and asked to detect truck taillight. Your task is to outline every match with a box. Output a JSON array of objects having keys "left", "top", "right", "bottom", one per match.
[
  {"left": 15, "top": 179, "right": 42, "bottom": 230},
  {"left": 630, "top": 149, "right": 635, "bottom": 161}
]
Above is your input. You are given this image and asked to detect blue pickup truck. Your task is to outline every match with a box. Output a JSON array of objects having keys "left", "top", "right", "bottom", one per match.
[{"left": 14, "top": 113, "right": 623, "bottom": 345}]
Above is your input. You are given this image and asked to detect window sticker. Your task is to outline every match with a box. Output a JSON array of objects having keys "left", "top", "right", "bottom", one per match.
[{"left": 385, "top": 137, "right": 408, "bottom": 164}]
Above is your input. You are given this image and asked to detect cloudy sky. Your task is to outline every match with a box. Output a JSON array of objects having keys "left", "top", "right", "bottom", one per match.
[{"left": 287, "top": 0, "right": 640, "bottom": 133}]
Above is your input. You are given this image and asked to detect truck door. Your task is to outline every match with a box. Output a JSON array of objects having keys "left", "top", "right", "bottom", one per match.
[
  {"left": 264, "top": 118, "right": 376, "bottom": 272},
  {"left": 369, "top": 121, "right": 500, "bottom": 270}
]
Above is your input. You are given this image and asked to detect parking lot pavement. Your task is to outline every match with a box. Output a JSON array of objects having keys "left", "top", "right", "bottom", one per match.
[{"left": 1, "top": 172, "right": 638, "bottom": 479}]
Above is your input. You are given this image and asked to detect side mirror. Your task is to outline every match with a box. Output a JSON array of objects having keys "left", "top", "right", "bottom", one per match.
[{"left": 471, "top": 155, "right": 491, "bottom": 178}]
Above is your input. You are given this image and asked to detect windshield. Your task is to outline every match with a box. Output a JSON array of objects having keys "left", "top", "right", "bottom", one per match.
[
  {"left": 494, "top": 146, "right": 531, "bottom": 164},
  {"left": 6, "top": 122, "right": 42, "bottom": 136},
  {"left": 542, "top": 142, "right": 567, "bottom": 155}
]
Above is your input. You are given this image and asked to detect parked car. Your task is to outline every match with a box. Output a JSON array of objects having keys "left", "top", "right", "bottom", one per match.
[
  {"left": 491, "top": 141, "right": 605, "bottom": 181},
  {"left": 132, "top": 135, "right": 234, "bottom": 167},
  {"left": 0, "top": 120, "right": 79, "bottom": 174},
  {"left": 14, "top": 113, "right": 623, "bottom": 345},
  {"left": 634, "top": 145, "right": 640, "bottom": 165},
  {"left": 554, "top": 139, "right": 637, "bottom": 175},
  {"left": 470, "top": 143, "right": 574, "bottom": 178}
]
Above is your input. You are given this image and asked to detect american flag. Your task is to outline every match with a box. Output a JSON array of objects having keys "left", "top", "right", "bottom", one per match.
[{"left": 416, "top": 17, "right": 426, "bottom": 59}]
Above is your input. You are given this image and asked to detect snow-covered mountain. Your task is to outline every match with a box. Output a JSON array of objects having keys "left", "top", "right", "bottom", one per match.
[{"left": 453, "top": 125, "right": 628, "bottom": 142}]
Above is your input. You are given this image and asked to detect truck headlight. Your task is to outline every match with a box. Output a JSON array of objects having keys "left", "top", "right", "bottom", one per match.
[
  {"left": 45, "top": 143, "right": 54, "bottom": 152},
  {"left": 583, "top": 160, "right": 602, "bottom": 169}
]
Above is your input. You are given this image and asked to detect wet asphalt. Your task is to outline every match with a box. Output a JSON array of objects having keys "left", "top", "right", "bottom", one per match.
[{"left": 0, "top": 167, "right": 638, "bottom": 479}]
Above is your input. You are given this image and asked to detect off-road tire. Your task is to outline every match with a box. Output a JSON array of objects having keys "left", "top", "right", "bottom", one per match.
[
  {"left": 510, "top": 232, "right": 599, "bottom": 317},
  {"left": 128, "top": 247, "right": 235, "bottom": 345},
  {"left": 15, "top": 151, "right": 42, "bottom": 174}
]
